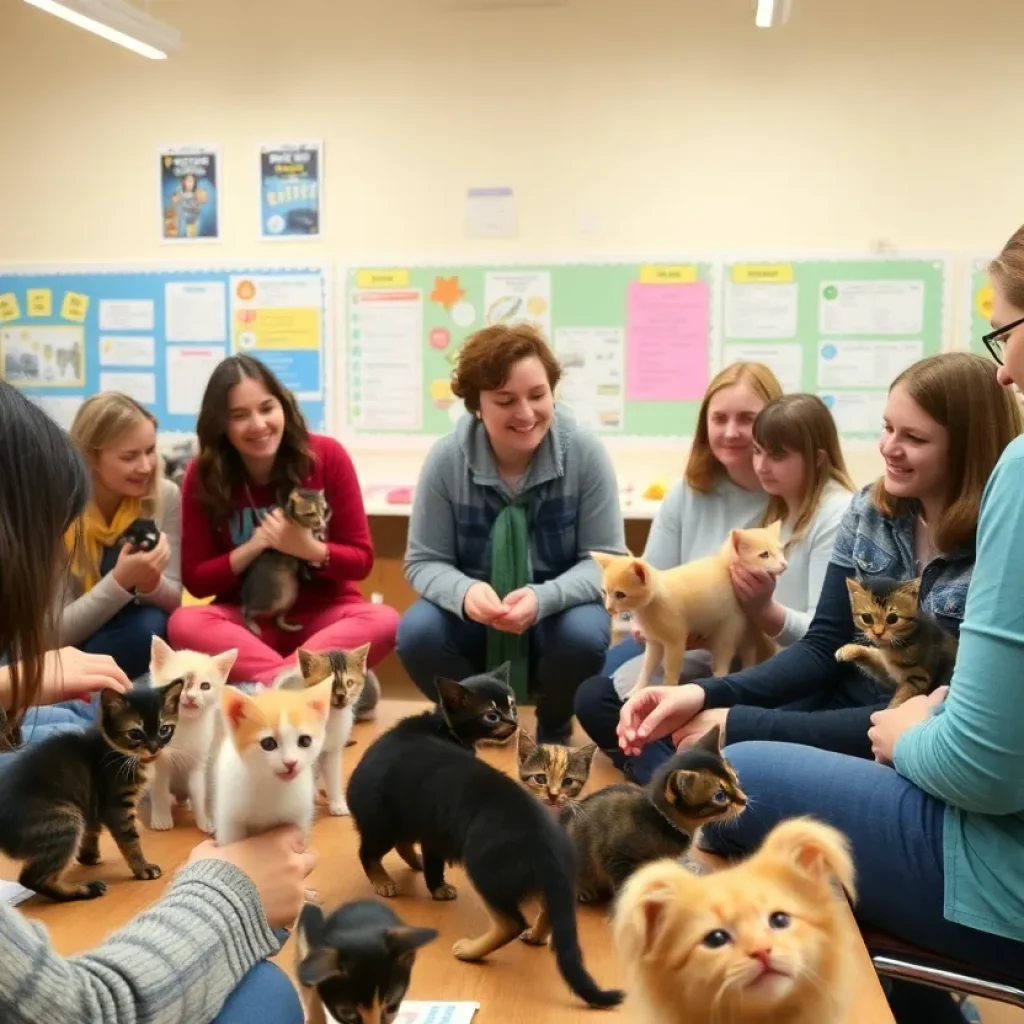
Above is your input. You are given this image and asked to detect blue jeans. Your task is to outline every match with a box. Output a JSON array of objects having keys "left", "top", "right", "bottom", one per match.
[
  {"left": 703, "top": 741, "right": 1024, "bottom": 1023},
  {"left": 396, "top": 598, "right": 610, "bottom": 732},
  {"left": 215, "top": 961, "right": 303, "bottom": 1023},
  {"left": 82, "top": 600, "right": 169, "bottom": 680}
]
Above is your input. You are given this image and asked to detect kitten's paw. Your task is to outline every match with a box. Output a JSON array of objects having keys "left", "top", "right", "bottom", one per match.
[
  {"left": 520, "top": 928, "right": 548, "bottom": 946},
  {"left": 194, "top": 815, "right": 214, "bottom": 835},
  {"left": 835, "top": 644, "right": 863, "bottom": 663},
  {"left": 148, "top": 812, "right": 174, "bottom": 832},
  {"left": 373, "top": 881, "right": 398, "bottom": 898},
  {"left": 77, "top": 850, "right": 102, "bottom": 867},
  {"left": 327, "top": 801, "right": 350, "bottom": 817},
  {"left": 134, "top": 863, "right": 162, "bottom": 881},
  {"left": 431, "top": 883, "right": 458, "bottom": 901},
  {"left": 452, "top": 939, "right": 482, "bottom": 962},
  {"left": 81, "top": 880, "right": 108, "bottom": 900}
]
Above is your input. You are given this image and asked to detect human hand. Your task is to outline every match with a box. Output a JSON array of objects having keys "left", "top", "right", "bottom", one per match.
[
  {"left": 672, "top": 708, "right": 728, "bottom": 750},
  {"left": 463, "top": 582, "right": 506, "bottom": 625},
  {"left": 188, "top": 825, "right": 319, "bottom": 930},
  {"left": 259, "top": 509, "right": 322, "bottom": 561},
  {"left": 617, "top": 683, "right": 706, "bottom": 756},
  {"left": 112, "top": 543, "right": 156, "bottom": 591},
  {"left": 867, "top": 687, "right": 948, "bottom": 765},
  {"left": 35, "top": 647, "right": 132, "bottom": 706},
  {"left": 492, "top": 587, "right": 538, "bottom": 635},
  {"left": 729, "top": 563, "right": 777, "bottom": 609},
  {"left": 135, "top": 534, "right": 171, "bottom": 594}
]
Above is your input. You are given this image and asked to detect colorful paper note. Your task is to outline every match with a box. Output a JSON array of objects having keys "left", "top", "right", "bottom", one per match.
[{"left": 27, "top": 289, "right": 52, "bottom": 317}]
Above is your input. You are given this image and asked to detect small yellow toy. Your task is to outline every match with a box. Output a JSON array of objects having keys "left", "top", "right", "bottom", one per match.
[{"left": 642, "top": 477, "right": 669, "bottom": 501}]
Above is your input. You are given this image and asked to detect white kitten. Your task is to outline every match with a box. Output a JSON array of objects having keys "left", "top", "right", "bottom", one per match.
[
  {"left": 274, "top": 644, "right": 369, "bottom": 816},
  {"left": 213, "top": 676, "right": 332, "bottom": 844},
  {"left": 148, "top": 637, "right": 237, "bottom": 834}
]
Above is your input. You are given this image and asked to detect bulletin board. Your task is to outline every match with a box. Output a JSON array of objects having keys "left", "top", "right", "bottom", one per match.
[
  {"left": 0, "top": 263, "right": 331, "bottom": 435},
  {"left": 719, "top": 255, "right": 950, "bottom": 439},
  {"left": 343, "top": 260, "right": 717, "bottom": 440},
  {"left": 967, "top": 255, "right": 993, "bottom": 357}
]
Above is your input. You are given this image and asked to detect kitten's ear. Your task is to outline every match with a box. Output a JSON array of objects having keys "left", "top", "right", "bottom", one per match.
[
  {"left": 613, "top": 862, "right": 688, "bottom": 962},
  {"left": 150, "top": 635, "right": 174, "bottom": 670},
  {"left": 899, "top": 577, "right": 922, "bottom": 602},
  {"left": 297, "top": 648, "right": 317, "bottom": 679},
  {"left": 629, "top": 560, "right": 648, "bottom": 585},
  {"left": 845, "top": 576, "right": 863, "bottom": 596},
  {"left": 574, "top": 742, "right": 599, "bottom": 772},
  {"left": 297, "top": 901, "right": 325, "bottom": 944},
  {"left": 665, "top": 768, "right": 700, "bottom": 802},
  {"left": 517, "top": 730, "right": 538, "bottom": 764},
  {"left": 161, "top": 679, "right": 185, "bottom": 714},
  {"left": 491, "top": 661, "right": 511, "bottom": 687},
  {"left": 590, "top": 551, "right": 616, "bottom": 569},
  {"left": 768, "top": 519, "right": 784, "bottom": 538},
  {"left": 436, "top": 677, "right": 469, "bottom": 711},
  {"left": 297, "top": 946, "right": 341, "bottom": 986},
  {"left": 760, "top": 817, "right": 857, "bottom": 903},
  {"left": 304, "top": 677, "right": 333, "bottom": 719},
  {"left": 384, "top": 925, "right": 439, "bottom": 963},
  {"left": 213, "top": 648, "right": 238, "bottom": 679},
  {"left": 694, "top": 724, "right": 722, "bottom": 754},
  {"left": 730, "top": 528, "right": 744, "bottom": 554},
  {"left": 222, "top": 687, "right": 257, "bottom": 731},
  {"left": 349, "top": 642, "right": 372, "bottom": 674},
  {"left": 100, "top": 688, "right": 129, "bottom": 716}
]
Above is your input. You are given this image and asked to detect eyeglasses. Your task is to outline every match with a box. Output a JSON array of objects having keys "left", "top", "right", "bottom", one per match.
[{"left": 982, "top": 315, "right": 1024, "bottom": 365}]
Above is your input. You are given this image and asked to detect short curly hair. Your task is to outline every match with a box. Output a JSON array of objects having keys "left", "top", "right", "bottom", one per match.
[{"left": 451, "top": 323, "right": 562, "bottom": 413}]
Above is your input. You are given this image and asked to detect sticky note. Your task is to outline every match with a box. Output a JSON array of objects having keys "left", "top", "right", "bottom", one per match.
[
  {"left": 976, "top": 284, "right": 994, "bottom": 322},
  {"left": 732, "top": 264, "right": 795, "bottom": 284},
  {"left": 27, "top": 289, "right": 52, "bottom": 317},
  {"left": 0, "top": 293, "right": 20, "bottom": 323},
  {"left": 61, "top": 292, "right": 90, "bottom": 322},
  {"left": 639, "top": 265, "right": 698, "bottom": 285},
  {"left": 356, "top": 270, "right": 410, "bottom": 288}
]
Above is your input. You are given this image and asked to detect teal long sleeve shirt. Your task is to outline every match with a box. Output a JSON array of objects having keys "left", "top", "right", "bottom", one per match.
[{"left": 895, "top": 434, "right": 1024, "bottom": 942}]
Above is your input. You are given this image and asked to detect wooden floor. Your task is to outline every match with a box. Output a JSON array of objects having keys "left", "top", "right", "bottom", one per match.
[{"left": 5, "top": 700, "right": 897, "bottom": 1022}]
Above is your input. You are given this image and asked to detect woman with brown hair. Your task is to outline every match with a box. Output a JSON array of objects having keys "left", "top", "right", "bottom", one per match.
[
  {"left": 169, "top": 355, "right": 397, "bottom": 693},
  {"left": 397, "top": 322, "right": 627, "bottom": 743}
]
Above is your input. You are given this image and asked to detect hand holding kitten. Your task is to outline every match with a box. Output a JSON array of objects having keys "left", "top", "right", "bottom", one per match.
[
  {"left": 259, "top": 508, "right": 325, "bottom": 562},
  {"left": 36, "top": 647, "right": 131, "bottom": 704},
  {"left": 868, "top": 686, "right": 948, "bottom": 765}
]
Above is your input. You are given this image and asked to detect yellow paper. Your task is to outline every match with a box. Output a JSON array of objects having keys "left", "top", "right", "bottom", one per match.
[
  {"left": 639, "top": 265, "right": 698, "bottom": 284},
  {"left": 27, "top": 289, "right": 52, "bottom": 317},
  {"left": 0, "top": 292, "right": 20, "bottom": 323},
  {"left": 732, "top": 264, "right": 795, "bottom": 284},
  {"left": 356, "top": 269, "right": 410, "bottom": 289},
  {"left": 976, "top": 283, "right": 994, "bottom": 322},
  {"left": 429, "top": 378, "right": 454, "bottom": 402},
  {"left": 61, "top": 291, "right": 90, "bottom": 322},
  {"left": 234, "top": 307, "right": 320, "bottom": 350}
]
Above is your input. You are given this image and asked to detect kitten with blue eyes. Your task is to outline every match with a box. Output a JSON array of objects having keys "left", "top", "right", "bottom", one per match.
[{"left": 0, "top": 680, "right": 184, "bottom": 901}]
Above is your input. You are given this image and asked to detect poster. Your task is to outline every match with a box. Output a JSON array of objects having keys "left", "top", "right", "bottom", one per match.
[
  {"left": 259, "top": 141, "right": 322, "bottom": 239},
  {"left": 160, "top": 146, "right": 220, "bottom": 243}
]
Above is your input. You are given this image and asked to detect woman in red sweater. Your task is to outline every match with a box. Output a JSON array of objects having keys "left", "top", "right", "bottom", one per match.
[{"left": 168, "top": 355, "right": 398, "bottom": 685}]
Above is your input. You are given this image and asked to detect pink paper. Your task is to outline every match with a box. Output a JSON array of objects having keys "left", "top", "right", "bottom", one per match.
[{"left": 626, "top": 281, "right": 710, "bottom": 401}]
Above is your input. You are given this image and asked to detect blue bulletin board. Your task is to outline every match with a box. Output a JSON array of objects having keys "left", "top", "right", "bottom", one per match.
[{"left": 0, "top": 263, "right": 330, "bottom": 434}]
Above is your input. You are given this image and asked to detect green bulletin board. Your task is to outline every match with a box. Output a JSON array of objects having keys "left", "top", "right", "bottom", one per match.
[
  {"left": 345, "top": 260, "right": 716, "bottom": 439},
  {"left": 720, "top": 257, "right": 949, "bottom": 438},
  {"left": 967, "top": 256, "right": 993, "bottom": 356}
]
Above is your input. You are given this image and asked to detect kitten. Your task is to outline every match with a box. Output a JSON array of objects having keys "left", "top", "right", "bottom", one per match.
[
  {"left": 836, "top": 576, "right": 959, "bottom": 708},
  {"left": 240, "top": 487, "right": 329, "bottom": 635},
  {"left": 148, "top": 637, "right": 237, "bottom": 833},
  {"left": 0, "top": 681, "right": 183, "bottom": 901},
  {"left": 295, "top": 899, "right": 438, "bottom": 1024},
  {"left": 275, "top": 644, "right": 370, "bottom": 816},
  {"left": 213, "top": 676, "right": 333, "bottom": 844},
  {"left": 593, "top": 522, "right": 787, "bottom": 695},
  {"left": 345, "top": 669, "right": 623, "bottom": 1009},
  {"left": 517, "top": 733, "right": 597, "bottom": 813},
  {"left": 118, "top": 517, "right": 160, "bottom": 552},
  {"left": 613, "top": 817, "right": 857, "bottom": 1024}
]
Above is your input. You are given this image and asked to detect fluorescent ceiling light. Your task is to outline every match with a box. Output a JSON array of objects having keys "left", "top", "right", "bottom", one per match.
[
  {"left": 755, "top": 0, "right": 792, "bottom": 28},
  {"left": 22, "top": 0, "right": 182, "bottom": 59}
]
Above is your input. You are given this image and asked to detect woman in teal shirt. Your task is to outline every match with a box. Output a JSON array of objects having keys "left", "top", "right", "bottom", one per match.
[{"left": 620, "top": 228, "right": 1024, "bottom": 1024}]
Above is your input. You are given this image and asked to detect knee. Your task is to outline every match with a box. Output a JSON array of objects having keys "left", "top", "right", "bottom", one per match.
[
  {"left": 544, "top": 604, "right": 610, "bottom": 668},
  {"left": 167, "top": 605, "right": 213, "bottom": 647},
  {"left": 217, "top": 962, "right": 303, "bottom": 1024},
  {"left": 396, "top": 600, "right": 450, "bottom": 661},
  {"left": 366, "top": 603, "right": 400, "bottom": 649},
  {"left": 573, "top": 673, "right": 617, "bottom": 731},
  {"left": 133, "top": 604, "right": 169, "bottom": 639}
]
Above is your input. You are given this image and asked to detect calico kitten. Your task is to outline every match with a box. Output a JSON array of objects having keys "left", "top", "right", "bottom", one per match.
[
  {"left": 276, "top": 644, "right": 370, "bottom": 816},
  {"left": 516, "top": 733, "right": 597, "bottom": 812},
  {"left": 346, "top": 669, "right": 622, "bottom": 1009},
  {"left": 593, "top": 522, "right": 788, "bottom": 695},
  {"left": 836, "top": 576, "right": 959, "bottom": 708},
  {"left": 118, "top": 517, "right": 160, "bottom": 552},
  {"left": 562, "top": 727, "right": 745, "bottom": 904},
  {"left": 148, "top": 637, "right": 237, "bottom": 833},
  {"left": 213, "top": 677, "right": 333, "bottom": 844},
  {"left": 613, "top": 817, "right": 857, "bottom": 1024},
  {"left": 296, "top": 899, "right": 438, "bottom": 1024},
  {"left": 240, "top": 487, "right": 329, "bottom": 636},
  {"left": 0, "top": 681, "right": 183, "bottom": 901}
]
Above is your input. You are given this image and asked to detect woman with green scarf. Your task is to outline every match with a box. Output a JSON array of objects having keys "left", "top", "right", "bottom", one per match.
[{"left": 397, "top": 324, "right": 627, "bottom": 744}]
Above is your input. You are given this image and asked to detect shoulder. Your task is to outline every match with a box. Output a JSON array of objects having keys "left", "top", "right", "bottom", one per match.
[
  {"left": 156, "top": 478, "right": 181, "bottom": 521},
  {"left": 423, "top": 430, "right": 464, "bottom": 474},
  {"left": 308, "top": 433, "right": 353, "bottom": 469},
  {"left": 986, "top": 435, "right": 1024, "bottom": 497},
  {"left": 559, "top": 418, "right": 614, "bottom": 477},
  {"left": 814, "top": 485, "right": 854, "bottom": 529},
  {"left": 831, "top": 481, "right": 904, "bottom": 571}
]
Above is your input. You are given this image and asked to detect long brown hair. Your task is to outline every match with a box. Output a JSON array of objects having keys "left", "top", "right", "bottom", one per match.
[
  {"left": 753, "top": 394, "right": 856, "bottom": 544},
  {"left": 989, "top": 224, "right": 1024, "bottom": 309},
  {"left": 194, "top": 355, "right": 312, "bottom": 523},
  {"left": 0, "top": 382, "right": 89, "bottom": 723},
  {"left": 871, "top": 352, "right": 1022, "bottom": 551},
  {"left": 685, "top": 362, "right": 783, "bottom": 493}
]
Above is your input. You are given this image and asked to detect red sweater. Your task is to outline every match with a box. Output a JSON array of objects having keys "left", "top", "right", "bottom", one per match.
[{"left": 180, "top": 433, "right": 373, "bottom": 610}]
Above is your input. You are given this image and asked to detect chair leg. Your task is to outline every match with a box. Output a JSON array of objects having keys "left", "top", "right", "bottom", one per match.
[{"left": 872, "top": 954, "right": 1024, "bottom": 1010}]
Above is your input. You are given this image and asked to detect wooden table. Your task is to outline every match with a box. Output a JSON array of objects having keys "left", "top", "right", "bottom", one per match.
[{"left": 5, "top": 701, "right": 895, "bottom": 1022}]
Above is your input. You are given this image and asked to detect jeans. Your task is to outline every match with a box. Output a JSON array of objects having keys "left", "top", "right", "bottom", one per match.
[
  {"left": 83, "top": 601, "right": 170, "bottom": 680},
  {"left": 703, "top": 741, "right": 1024, "bottom": 1024},
  {"left": 396, "top": 598, "right": 610, "bottom": 732},
  {"left": 214, "top": 961, "right": 303, "bottom": 1023}
]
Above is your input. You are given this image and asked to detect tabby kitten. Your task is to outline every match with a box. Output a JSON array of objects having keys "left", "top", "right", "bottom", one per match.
[
  {"left": 836, "top": 576, "right": 958, "bottom": 708},
  {"left": 240, "top": 487, "right": 329, "bottom": 635},
  {"left": 559, "top": 726, "right": 746, "bottom": 904},
  {"left": 0, "top": 681, "right": 183, "bottom": 901},
  {"left": 516, "top": 733, "right": 597, "bottom": 812},
  {"left": 296, "top": 899, "right": 438, "bottom": 1024}
]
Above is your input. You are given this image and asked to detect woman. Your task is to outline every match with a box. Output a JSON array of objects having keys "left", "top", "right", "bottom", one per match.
[
  {"left": 617, "top": 228, "right": 1024, "bottom": 1024},
  {"left": 396, "top": 323, "right": 627, "bottom": 744},
  {"left": 573, "top": 361, "right": 782, "bottom": 774},
  {"left": 168, "top": 355, "right": 398, "bottom": 685},
  {"left": 0, "top": 379, "right": 313, "bottom": 1024},
  {"left": 58, "top": 393, "right": 181, "bottom": 681}
]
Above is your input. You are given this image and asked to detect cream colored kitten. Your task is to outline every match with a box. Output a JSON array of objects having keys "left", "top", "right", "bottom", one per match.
[
  {"left": 148, "top": 637, "right": 237, "bottom": 833},
  {"left": 593, "top": 522, "right": 788, "bottom": 696},
  {"left": 213, "top": 678, "right": 332, "bottom": 844}
]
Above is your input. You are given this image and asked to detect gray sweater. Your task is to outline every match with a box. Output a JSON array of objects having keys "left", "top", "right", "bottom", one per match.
[{"left": 404, "top": 406, "right": 628, "bottom": 620}]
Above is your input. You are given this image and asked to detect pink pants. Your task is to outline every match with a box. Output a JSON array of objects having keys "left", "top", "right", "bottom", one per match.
[{"left": 167, "top": 600, "right": 400, "bottom": 686}]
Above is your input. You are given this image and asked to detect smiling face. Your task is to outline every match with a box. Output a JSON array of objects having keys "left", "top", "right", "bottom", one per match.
[
  {"left": 478, "top": 355, "right": 555, "bottom": 462},
  {"left": 225, "top": 376, "right": 286, "bottom": 466},
  {"left": 706, "top": 383, "right": 766, "bottom": 478},
  {"left": 878, "top": 383, "right": 949, "bottom": 506},
  {"left": 94, "top": 417, "right": 158, "bottom": 501}
]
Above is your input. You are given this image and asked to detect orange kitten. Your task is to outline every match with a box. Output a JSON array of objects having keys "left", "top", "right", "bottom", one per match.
[
  {"left": 613, "top": 817, "right": 857, "bottom": 1024},
  {"left": 213, "top": 679, "right": 332, "bottom": 844},
  {"left": 593, "top": 523, "right": 787, "bottom": 695}
]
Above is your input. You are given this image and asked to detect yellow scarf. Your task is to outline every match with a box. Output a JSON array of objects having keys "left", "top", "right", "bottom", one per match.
[{"left": 64, "top": 498, "right": 142, "bottom": 592}]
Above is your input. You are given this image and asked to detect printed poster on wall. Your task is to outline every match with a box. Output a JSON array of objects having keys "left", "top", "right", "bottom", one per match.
[
  {"left": 159, "top": 146, "right": 221, "bottom": 243},
  {"left": 259, "top": 141, "right": 322, "bottom": 239}
]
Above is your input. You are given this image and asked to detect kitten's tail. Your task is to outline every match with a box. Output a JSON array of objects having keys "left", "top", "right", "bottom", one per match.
[{"left": 542, "top": 849, "right": 624, "bottom": 1008}]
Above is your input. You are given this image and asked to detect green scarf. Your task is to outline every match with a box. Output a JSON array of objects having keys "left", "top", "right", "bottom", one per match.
[{"left": 487, "top": 501, "right": 531, "bottom": 701}]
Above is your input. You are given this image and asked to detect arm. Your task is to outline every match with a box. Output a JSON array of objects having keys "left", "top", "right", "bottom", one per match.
[
  {"left": 895, "top": 448, "right": 1024, "bottom": 816},
  {"left": 641, "top": 482, "right": 685, "bottom": 569},
  {"left": 529, "top": 433, "right": 628, "bottom": 620},
  {"left": 179, "top": 462, "right": 238, "bottom": 599},
  {"left": 725, "top": 701, "right": 886, "bottom": 758},
  {"left": 55, "top": 574, "right": 134, "bottom": 647},
  {"left": 311, "top": 439, "right": 373, "bottom": 583},
  {"left": 139, "top": 482, "right": 183, "bottom": 614},
  {"left": 0, "top": 860, "right": 278, "bottom": 1024}
]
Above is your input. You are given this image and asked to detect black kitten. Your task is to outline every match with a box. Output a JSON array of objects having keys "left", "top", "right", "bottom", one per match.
[
  {"left": 345, "top": 667, "right": 623, "bottom": 1009},
  {"left": 119, "top": 517, "right": 160, "bottom": 552},
  {"left": 0, "top": 681, "right": 183, "bottom": 901},
  {"left": 296, "top": 899, "right": 437, "bottom": 1024}
]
